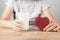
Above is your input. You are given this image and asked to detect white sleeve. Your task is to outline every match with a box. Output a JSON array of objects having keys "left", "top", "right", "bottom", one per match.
[
  {"left": 42, "top": 0, "right": 50, "bottom": 11},
  {"left": 5, "top": 0, "right": 14, "bottom": 9}
]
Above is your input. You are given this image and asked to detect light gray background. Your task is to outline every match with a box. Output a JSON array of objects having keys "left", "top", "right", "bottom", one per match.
[{"left": 0, "top": 0, "right": 60, "bottom": 22}]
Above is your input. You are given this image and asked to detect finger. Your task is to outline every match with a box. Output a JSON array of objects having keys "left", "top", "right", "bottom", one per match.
[
  {"left": 12, "top": 26, "right": 20, "bottom": 31},
  {"left": 13, "top": 21, "right": 23, "bottom": 28},
  {"left": 13, "top": 28, "right": 21, "bottom": 32},
  {"left": 12, "top": 27, "right": 23, "bottom": 32},
  {"left": 57, "top": 25, "right": 60, "bottom": 32},
  {"left": 53, "top": 26, "right": 59, "bottom": 31},
  {"left": 43, "top": 22, "right": 53, "bottom": 31},
  {"left": 46, "top": 25, "right": 57, "bottom": 32},
  {"left": 15, "top": 21, "right": 23, "bottom": 28},
  {"left": 57, "top": 30, "right": 60, "bottom": 32},
  {"left": 15, "top": 23, "right": 23, "bottom": 27},
  {"left": 14, "top": 19, "right": 23, "bottom": 24}
]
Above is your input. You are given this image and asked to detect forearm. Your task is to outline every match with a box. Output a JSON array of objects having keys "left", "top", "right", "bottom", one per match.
[
  {"left": 0, "top": 20, "right": 13, "bottom": 29},
  {"left": 1, "top": 6, "right": 13, "bottom": 20},
  {"left": 43, "top": 8, "right": 55, "bottom": 22},
  {"left": 0, "top": 20, "right": 9, "bottom": 27},
  {"left": 0, "top": 20, "right": 6, "bottom": 27}
]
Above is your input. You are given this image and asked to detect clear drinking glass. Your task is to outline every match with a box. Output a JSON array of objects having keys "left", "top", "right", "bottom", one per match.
[{"left": 17, "top": 12, "right": 29, "bottom": 31}]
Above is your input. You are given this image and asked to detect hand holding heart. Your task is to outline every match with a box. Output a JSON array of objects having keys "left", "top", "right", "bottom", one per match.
[
  {"left": 43, "top": 20, "right": 60, "bottom": 32},
  {"left": 35, "top": 16, "right": 49, "bottom": 31}
]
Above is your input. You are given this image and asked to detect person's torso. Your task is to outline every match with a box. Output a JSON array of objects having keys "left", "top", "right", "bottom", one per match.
[{"left": 13, "top": 0, "right": 42, "bottom": 21}]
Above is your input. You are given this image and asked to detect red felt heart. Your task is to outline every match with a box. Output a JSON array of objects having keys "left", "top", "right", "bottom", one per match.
[{"left": 35, "top": 16, "right": 49, "bottom": 31}]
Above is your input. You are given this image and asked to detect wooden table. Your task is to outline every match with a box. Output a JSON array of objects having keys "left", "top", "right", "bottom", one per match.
[{"left": 0, "top": 26, "right": 60, "bottom": 40}]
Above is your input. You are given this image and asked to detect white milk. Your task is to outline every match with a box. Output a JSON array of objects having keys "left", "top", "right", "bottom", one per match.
[{"left": 17, "top": 12, "right": 29, "bottom": 31}]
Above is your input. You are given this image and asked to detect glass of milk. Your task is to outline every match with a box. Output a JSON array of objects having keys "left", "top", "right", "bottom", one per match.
[{"left": 17, "top": 12, "right": 29, "bottom": 31}]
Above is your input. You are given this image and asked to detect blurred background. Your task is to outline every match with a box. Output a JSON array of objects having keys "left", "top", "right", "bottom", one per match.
[{"left": 0, "top": 0, "right": 60, "bottom": 22}]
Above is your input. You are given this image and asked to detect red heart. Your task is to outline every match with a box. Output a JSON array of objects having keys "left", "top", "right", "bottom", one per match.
[{"left": 35, "top": 16, "right": 49, "bottom": 31}]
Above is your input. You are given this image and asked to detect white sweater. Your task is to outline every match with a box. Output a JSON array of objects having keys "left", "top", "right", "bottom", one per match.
[{"left": 5, "top": 0, "right": 50, "bottom": 21}]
